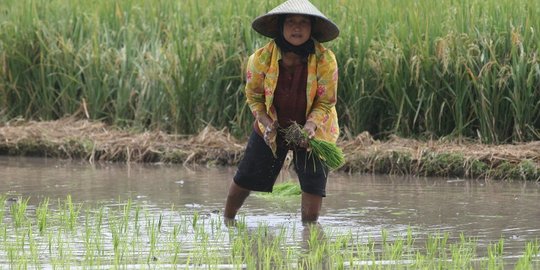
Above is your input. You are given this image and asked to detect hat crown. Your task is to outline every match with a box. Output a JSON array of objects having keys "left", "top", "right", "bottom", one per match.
[{"left": 267, "top": 0, "right": 325, "bottom": 18}]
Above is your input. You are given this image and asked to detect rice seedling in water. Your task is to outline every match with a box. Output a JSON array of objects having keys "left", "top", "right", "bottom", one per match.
[
  {"left": 9, "top": 197, "right": 29, "bottom": 228},
  {"left": 0, "top": 196, "right": 5, "bottom": 224},
  {"left": 36, "top": 197, "right": 50, "bottom": 234},
  {"left": 0, "top": 195, "right": 537, "bottom": 268},
  {"left": 58, "top": 195, "right": 81, "bottom": 231}
]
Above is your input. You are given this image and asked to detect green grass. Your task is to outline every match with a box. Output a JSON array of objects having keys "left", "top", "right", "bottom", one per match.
[
  {"left": 255, "top": 181, "right": 302, "bottom": 198},
  {"left": 0, "top": 196, "right": 538, "bottom": 268},
  {"left": 283, "top": 122, "right": 345, "bottom": 170},
  {"left": 0, "top": 0, "right": 539, "bottom": 143}
]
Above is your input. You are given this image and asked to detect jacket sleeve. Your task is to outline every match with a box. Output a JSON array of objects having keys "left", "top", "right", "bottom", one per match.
[
  {"left": 307, "top": 50, "right": 338, "bottom": 126},
  {"left": 244, "top": 52, "right": 267, "bottom": 117}
]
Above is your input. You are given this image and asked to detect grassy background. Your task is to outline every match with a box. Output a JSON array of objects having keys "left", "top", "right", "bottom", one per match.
[{"left": 1, "top": 0, "right": 539, "bottom": 142}]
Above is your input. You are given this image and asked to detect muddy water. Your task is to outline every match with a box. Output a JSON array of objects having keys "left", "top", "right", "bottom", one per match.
[{"left": 1, "top": 156, "right": 539, "bottom": 260}]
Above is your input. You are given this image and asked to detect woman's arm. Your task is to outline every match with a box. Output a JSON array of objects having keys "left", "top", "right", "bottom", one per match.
[
  {"left": 245, "top": 54, "right": 266, "bottom": 116},
  {"left": 307, "top": 50, "right": 338, "bottom": 130}
]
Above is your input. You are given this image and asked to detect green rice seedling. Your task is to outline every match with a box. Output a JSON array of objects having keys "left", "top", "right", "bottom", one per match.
[
  {"left": 229, "top": 230, "right": 247, "bottom": 266},
  {"left": 0, "top": 225, "right": 6, "bottom": 244},
  {"left": 81, "top": 206, "right": 106, "bottom": 265},
  {"left": 195, "top": 224, "right": 209, "bottom": 243},
  {"left": 169, "top": 224, "right": 183, "bottom": 265},
  {"left": 83, "top": 211, "right": 97, "bottom": 266},
  {"left": 515, "top": 240, "right": 540, "bottom": 269},
  {"left": 6, "top": 241, "right": 16, "bottom": 266},
  {"left": 488, "top": 238, "right": 505, "bottom": 258},
  {"left": 326, "top": 232, "right": 353, "bottom": 267},
  {"left": 297, "top": 224, "right": 330, "bottom": 269},
  {"left": 120, "top": 198, "right": 132, "bottom": 234},
  {"left": 381, "top": 228, "right": 389, "bottom": 246},
  {"left": 0, "top": 196, "right": 5, "bottom": 224},
  {"left": 282, "top": 122, "right": 345, "bottom": 170},
  {"left": 247, "top": 223, "right": 288, "bottom": 269},
  {"left": 10, "top": 197, "right": 29, "bottom": 228},
  {"left": 58, "top": 195, "right": 81, "bottom": 231},
  {"left": 108, "top": 216, "right": 125, "bottom": 265},
  {"left": 486, "top": 238, "right": 505, "bottom": 269},
  {"left": 254, "top": 181, "right": 302, "bottom": 198},
  {"left": 447, "top": 233, "right": 476, "bottom": 269},
  {"left": 133, "top": 203, "right": 141, "bottom": 235},
  {"left": 308, "top": 139, "right": 346, "bottom": 170},
  {"left": 27, "top": 226, "right": 41, "bottom": 268},
  {"left": 36, "top": 197, "right": 50, "bottom": 235},
  {"left": 2, "top": 196, "right": 540, "bottom": 268},
  {"left": 47, "top": 231, "right": 53, "bottom": 257},
  {"left": 146, "top": 215, "right": 161, "bottom": 264},
  {"left": 191, "top": 211, "right": 199, "bottom": 229},
  {"left": 406, "top": 227, "right": 415, "bottom": 247},
  {"left": 387, "top": 237, "right": 405, "bottom": 261}
]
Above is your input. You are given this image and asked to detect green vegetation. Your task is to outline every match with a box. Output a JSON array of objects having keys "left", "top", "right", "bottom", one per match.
[
  {"left": 0, "top": 196, "right": 538, "bottom": 268},
  {"left": 0, "top": 0, "right": 538, "bottom": 142},
  {"left": 344, "top": 150, "right": 540, "bottom": 180},
  {"left": 283, "top": 122, "right": 345, "bottom": 170},
  {"left": 308, "top": 139, "right": 346, "bottom": 170},
  {"left": 255, "top": 181, "right": 302, "bottom": 198}
]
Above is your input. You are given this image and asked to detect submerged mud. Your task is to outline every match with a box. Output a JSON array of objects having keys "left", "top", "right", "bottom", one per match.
[{"left": 0, "top": 118, "right": 539, "bottom": 181}]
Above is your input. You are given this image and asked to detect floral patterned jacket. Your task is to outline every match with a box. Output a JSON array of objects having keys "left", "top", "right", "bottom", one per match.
[{"left": 245, "top": 40, "right": 339, "bottom": 155}]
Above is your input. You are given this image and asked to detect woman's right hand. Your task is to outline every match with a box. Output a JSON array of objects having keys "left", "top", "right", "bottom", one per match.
[
  {"left": 257, "top": 114, "right": 277, "bottom": 146},
  {"left": 263, "top": 123, "right": 277, "bottom": 146}
]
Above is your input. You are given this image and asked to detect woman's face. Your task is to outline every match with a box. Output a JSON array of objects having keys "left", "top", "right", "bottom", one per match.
[{"left": 282, "top": 15, "right": 312, "bottom": 46}]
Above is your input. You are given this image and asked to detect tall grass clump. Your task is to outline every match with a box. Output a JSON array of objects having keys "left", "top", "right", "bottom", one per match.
[
  {"left": 1, "top": 0, "right": 539, "bottom": 143},
  {"left": 0, "top": 0, "right": 257, "bottom": 136}
]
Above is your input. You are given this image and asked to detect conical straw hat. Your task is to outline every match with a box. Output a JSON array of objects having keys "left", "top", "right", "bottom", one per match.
[{"left": 252, "top": 0, "right": 340, "bottom": 42}]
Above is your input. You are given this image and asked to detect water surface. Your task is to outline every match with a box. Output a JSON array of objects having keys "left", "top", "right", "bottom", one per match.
[{"left": 0, "top": 156, "right": 539, "bottom": 266}]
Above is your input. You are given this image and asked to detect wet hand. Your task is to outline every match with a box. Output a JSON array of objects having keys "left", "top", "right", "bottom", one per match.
[
  {"left": 257, "top": 114, "right": 276, "bottom": 146},
  {"left": 263, "top": 121, "right": 278, "bottom": 146},
  {"left": 300, "top": 122, "right": 317, "bottom": 149}
]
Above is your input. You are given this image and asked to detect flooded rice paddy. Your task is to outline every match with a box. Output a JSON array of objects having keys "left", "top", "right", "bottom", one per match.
[{"left": 0, "top": 156, "right": 539, "bottom": 268}]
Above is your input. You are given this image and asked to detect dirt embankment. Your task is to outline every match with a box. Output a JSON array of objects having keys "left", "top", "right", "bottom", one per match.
[{"left": 0, "top": 118, "right": 539, "bottom": 181}]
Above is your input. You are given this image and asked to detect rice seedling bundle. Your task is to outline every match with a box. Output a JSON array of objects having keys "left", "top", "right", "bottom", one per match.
[
  {"left": 255, "top": 182, "right": 302, "bottom": 198},
  {"left": 283, "top": 122, "right": 345, "bottom": 170}
]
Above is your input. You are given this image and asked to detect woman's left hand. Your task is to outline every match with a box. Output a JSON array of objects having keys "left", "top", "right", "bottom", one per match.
[{"left": 300, "top": 122, "right": 317, "bottom": 149}]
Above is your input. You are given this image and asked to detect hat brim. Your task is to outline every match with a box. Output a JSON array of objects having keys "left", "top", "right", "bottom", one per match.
[{"left": 252, "top": 12, "right": 340, "bottom": 43}]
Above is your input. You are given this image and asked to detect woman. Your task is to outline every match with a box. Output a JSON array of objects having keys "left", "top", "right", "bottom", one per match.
[{"left": 224, "top": 0, "right": 340, "bottom": 225}]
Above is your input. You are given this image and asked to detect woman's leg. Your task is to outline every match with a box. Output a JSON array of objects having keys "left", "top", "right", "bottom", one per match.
[
  {"left": 223, "top": 131, "right": 288, "bottom": 224},
  {"left": 293, "top": 148, "right": 328, "bottom": 224},
  {"left": 301, "top": 192, "right": 323, "bottom": 224},
  {"left": 224, "top": 182, "right": 251, "bottom": 221}
]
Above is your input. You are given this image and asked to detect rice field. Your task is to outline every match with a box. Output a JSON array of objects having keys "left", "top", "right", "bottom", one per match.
[
  {"left": 0, "top": 0, "right": 539, "bottom": 142},
  {"left": 0, "top": 195, "right": 538, "bottom": 269}
]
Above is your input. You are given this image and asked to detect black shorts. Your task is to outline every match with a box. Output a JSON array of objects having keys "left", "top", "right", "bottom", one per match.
[{"left": 233, "top": 131, "right": 329, "bottom": 197}]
